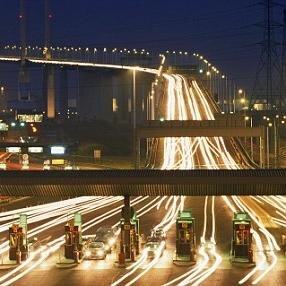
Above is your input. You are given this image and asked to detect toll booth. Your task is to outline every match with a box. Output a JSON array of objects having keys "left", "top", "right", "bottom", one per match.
[
  {"left": 9, "top": 225, "right": 28, "bottom": 263},
  {"left": 174, "top": 210, "right": 196, "bottom": 262},
  {"left": 231, "top": 212, "right": 253, "bottom": 263},
  {"left": 118, "top": 195, "right": 139, "bottom": 264},
  {"left": 9, "top": 214, "right": 28, "bottom": 263},
  {"left": 64, "top": 212, "right": 83, "bottom": 263}
]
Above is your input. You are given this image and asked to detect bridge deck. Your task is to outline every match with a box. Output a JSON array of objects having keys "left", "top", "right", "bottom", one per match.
[{"left": 0, "top": 170, "right": 285, "bottom": 197}]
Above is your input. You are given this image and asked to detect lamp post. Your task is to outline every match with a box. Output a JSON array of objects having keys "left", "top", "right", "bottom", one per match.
[
  {"left": 274, "top": 114, "right": 280, "bottom": 169},
  {"left": 266, "top": 124, "right": 270, "bottom": 168},
  {"left": 206, "top": 71, "right": 212, "bottom": 97},
  {"left": 132, "top": 69, "right": 137, "bottom": 169},
  {"left": 244, "top": 115, "right": 254, "bottom": 160}
]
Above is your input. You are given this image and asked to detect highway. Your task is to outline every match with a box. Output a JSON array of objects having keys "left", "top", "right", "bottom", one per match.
[{"left": 0, "top": 74, "right": 285, "bottom": 286}]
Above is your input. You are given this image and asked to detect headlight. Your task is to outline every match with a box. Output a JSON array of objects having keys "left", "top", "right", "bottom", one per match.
[
  {"left": 85, "top": 250, "right": 91, "bottom": 257},
  {"left": 108, "top": 238, "right": 115, "bottom": 246},
  {"left": 97, "top": 250, "right": 104, "bottom": 256}
]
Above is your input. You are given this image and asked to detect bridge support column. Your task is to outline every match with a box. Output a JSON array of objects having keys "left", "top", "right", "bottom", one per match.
[
  {"left": 118, "top": 195, "right": 138, "bottom": 265},
  {"left": 59, "top": 68, "right": 68, "bottom": 116},
  {"left": 46, "top": 66, "right": 55, "bottom": 118}
]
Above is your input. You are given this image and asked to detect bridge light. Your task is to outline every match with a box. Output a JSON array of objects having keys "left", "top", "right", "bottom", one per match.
[
  {"left": 20, "top": 122, "right": 25, "bottom": 127},
  {"left": 10, "top": 122, "right": 16, "bottom": 127},
  {"left": 221, "top": 75, "right": 225, "bottom": 79},
  {"left": 281, "top": 120, "right": 285, "bottom": 124},
  {"left": 184, "top": 52, "right": 188, "bottom": 55},
  {"left": 206, "top": 71, "right": 211, "bottom": 76},
  {"left": 199, "top": 69, "right": 203, "bottom": 74},
  {"left": 244, "top": 116, "right": 250, "bottom": 121},
  {"left": 268, "top": 123, "right": 273, "bottom": 127},
  {"left": 275, "top": 115, "right": 279, "bottom": 119},
  {"left": 238, "top": 89, "right": 243, "bottom": 94},
  {"left": 160, "top": 117, "right": 164, "bottom": 122}
]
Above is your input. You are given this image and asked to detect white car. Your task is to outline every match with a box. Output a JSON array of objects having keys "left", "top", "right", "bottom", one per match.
[
  {"left": 43, "top": 165, "right": 51, "bottom": 170},
  {"left": 84, "top": 242, "right": 106, "bottom": 260},
  {"left": 0, "top": 162, "right": 6, "bottom": 170},
  {"left": 64, "top": 165, "right": 73, "bottom": 170},
  {"left": 21, "top": 164, "right": 29, "bottom": 170}
]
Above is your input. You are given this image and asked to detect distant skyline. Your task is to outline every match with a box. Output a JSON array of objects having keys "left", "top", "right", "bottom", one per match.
[{"left": 0, "top": 0, "right": 285, "bottom": 97}]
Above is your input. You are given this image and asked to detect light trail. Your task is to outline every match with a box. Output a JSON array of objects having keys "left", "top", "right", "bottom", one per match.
[
  {"left": 231, "top": 196, "right": 280, "bottom": 285},
  {"left": 111, "top": 196, "right": 185, "bottom": 286},
  {"left": 0, "top": 196, "right": 153, "bottom": 286}
]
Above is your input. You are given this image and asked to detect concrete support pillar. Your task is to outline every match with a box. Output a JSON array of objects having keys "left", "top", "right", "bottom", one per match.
[
  {"left": 46, "top": 66, "right": 55, "bottom": 118},
  {"left": 59, "top": 68, "right": 68, "bottom": 116}
]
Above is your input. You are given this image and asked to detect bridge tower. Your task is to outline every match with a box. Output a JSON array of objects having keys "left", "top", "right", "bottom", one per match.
[
  {"left": 18, "top": 0, "right": 31, "bottom": 102},
  {"left": 43, "top": 0, "right": 55, "bottom": 118},
  {"left": 250, "top": 0, "right": 282, "bottom": 111},
  {"left": 281, "top": 9, "right": 286, "bottom": 107}
]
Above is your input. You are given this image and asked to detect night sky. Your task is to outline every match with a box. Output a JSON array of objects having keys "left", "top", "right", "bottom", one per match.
[{"left": 0, "top": 0, "right": 285, "bottom": 99}]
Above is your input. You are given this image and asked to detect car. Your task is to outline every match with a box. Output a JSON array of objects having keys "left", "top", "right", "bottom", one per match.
[
  {"left": 0, "top": 162, "right": 6, "bottom": 170},
  {"left": 153, "top": 227, "right": 167, "bottom": 240},
  {"left": 145, "top": 240, "right": 164, "bottom": 259},
  {"left": 64, "top": 164, "right": 73, "bottom": 170},
  {"left": 21, "top": 164, "right": 29, "bottom": 170},
  {"left": 84, "top": 242, "right": 106, "bottom": 260},
  {"left": 43, "top": 164, "right": 50, "bottom": 170},
  {"left": 94, "top": 227, "right": 117, "bottom": 253}
]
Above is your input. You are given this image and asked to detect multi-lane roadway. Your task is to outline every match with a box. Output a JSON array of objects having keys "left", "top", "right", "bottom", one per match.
[{"left": 0, "top": 74, "right": 285, "bottom": 286}]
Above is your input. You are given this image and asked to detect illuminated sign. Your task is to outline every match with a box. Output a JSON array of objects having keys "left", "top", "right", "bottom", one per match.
[
  {"left": 6, "top": 147, "right": 21, "bottom": 153},
  {"left": 51, "top": 159, "right": 65, "bottom": 165},
  {"left": 50, "top": 146, "right": 65, "bottom": 155},
  {"left": 17, "top": 114, "right": 43, "bottom": 123},
  {"left": 28, "top": 147, "right": 43, "bottom": 153}
]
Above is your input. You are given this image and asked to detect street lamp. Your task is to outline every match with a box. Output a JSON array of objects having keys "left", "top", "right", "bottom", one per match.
[{"left": 132, "top": 69, "right": 137, "bottom": 169}]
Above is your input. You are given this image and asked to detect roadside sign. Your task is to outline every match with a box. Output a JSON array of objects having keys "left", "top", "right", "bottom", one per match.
[
  {"left": 51, "top": 159, "right": 65, "bottom": 165},
  {"left": 94, "top": 149, "right": 101, "bottom": 159},
  {"left": 124, "top": 224, "right": 130, "bottom": 230},
  {"left": 28, "top": 147, "right": 43, "bottom": 153},
  {"left": 6, "top": 147, "right": 21, "bottom": 153}
]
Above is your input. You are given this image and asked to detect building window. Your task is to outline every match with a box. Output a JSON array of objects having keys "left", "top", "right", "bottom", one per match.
[{"left": 112, "top": 98, "right": 118, "bottom": 112}]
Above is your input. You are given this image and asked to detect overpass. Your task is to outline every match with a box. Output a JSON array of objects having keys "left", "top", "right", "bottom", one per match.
[
  {"left": 136, "top": 120, "right": 266, "bottom": 168},
  {"left": 0, "top": 169, "right": 285, "bottom": 197}
]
